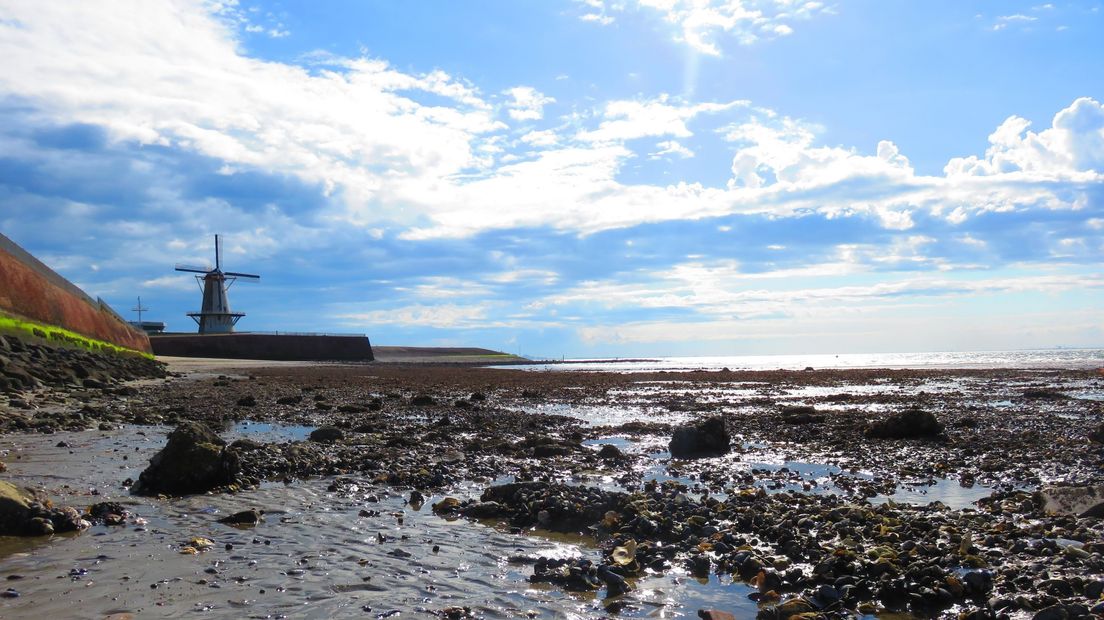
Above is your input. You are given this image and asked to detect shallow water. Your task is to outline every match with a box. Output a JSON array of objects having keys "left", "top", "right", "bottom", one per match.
[
  {"left": 227, "top": 420, "right": 315, "bottom": 442},
  {"left": 583, "top": 436, "right": 995, "bottom": 510},
  {"left": 0, "top": 429, "right": 765, "bottom": 619},
  {"left": 503, "top": 348, "right": 1104, "bottom": 372}
]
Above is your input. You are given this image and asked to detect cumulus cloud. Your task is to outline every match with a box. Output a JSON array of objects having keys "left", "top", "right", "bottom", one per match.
[
  {"left": 724, "top": 115, "right": 914, "bottom": 189},
  {"left": 944, "top": 97, "right": 1104, "bottom": 178},
  {"left": 0, "top": 1, "right": 1100, "bottom": 250}
]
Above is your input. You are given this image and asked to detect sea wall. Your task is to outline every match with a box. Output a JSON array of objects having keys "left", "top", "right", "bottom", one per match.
[
  {"left": 150, "top": 333, "right": 374, "bottom": 361},
  {"left": 0, "top": 232, "right": 151, "bottom": 354}
]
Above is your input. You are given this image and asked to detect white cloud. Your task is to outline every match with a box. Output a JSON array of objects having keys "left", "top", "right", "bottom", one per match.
[
  {"left": 944, "top": 97, "right": 1104, "bottom": 177},
  {"left": 578, "top": 96, "right": 745, "bottom": 143},
  {"left": 578, "top": 0, "right": 832, "bottom": 55},
  {"left": 992, "top": 13, "right": 1039, "bottom": 30},
  {"left": 724, "top": 114, "right": 914, "bottom": 189},
  {"left": 504, "top": 86, "right": 555, "bottom": 121},
  {"left": 141, "top": 275, "right": 195, "bottom": 291},
  {"left": 651, "top": 140, "right": 694, "bottom": 158},
  {"left": 550, "top": 262, "right": 1104, "bottom": 329},
  {"left": 520, "top": 129, "right": 559, "bottom": 147},
  {"left": 0, "top": 0, "right": 502, "bottom": 229},
  {"left": 336, "top": 303, "right": 490, "bottom": 329},
  {"left": 0, "top": 1, "right": 1099, "bottom": 246}
]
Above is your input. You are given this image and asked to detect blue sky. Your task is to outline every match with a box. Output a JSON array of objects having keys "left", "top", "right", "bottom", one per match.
[{"left": 0, "top": 0, "right": 1101, "bottom": 357}]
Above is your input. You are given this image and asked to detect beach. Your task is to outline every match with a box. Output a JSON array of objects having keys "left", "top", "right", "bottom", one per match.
[{"left": 0, "top": 352, "right": 1103, "bottom": 618}]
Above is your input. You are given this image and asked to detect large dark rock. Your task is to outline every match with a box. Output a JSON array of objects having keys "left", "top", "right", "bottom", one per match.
[
  {"left": 865, "top": 409, "right": 944, "bottom": 439},
  {"left": 1089, "top": 422, "right": 1104, "bottom": 444},
  {"left": 669, "top": 416, "right": 730, "bottom": 458},
  {"left": 133, "top": 421, "right": 239, "bottom": 495},
  {"left": 309, "top": 426, "right": 344, "bottom": 443}
]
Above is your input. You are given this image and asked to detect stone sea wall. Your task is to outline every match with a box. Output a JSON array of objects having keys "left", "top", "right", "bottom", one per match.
[
  {"left": 0, "top": 232, "right": 151, "bottom": 353},
  {"left": 150, "top": 332, "right": 374, "bottom": 361}
]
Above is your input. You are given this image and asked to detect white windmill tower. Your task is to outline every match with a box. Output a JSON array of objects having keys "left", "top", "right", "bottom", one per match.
[{"left": 175, "top": 235, "right": 260, "bottom": 334}]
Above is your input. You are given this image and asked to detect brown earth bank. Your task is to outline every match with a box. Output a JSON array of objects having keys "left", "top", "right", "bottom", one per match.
[
  {"left": 0, "top": 233, "right": 151, "bottom": 353},
  {"left": 0, "top": 345, "right": 1103, "bottom": 619}
]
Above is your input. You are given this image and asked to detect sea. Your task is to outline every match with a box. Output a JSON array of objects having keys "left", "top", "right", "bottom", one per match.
[{"left": 511, "top": 348, "right": 1104, "bottom": 372}]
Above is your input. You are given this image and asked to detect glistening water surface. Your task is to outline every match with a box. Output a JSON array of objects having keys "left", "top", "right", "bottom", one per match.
[
  {"left": 504, "top": 348, "right": 1104, "bottom": 372},
  {"left": 0, "top": 429, "right": 761, "bottom": 619}
]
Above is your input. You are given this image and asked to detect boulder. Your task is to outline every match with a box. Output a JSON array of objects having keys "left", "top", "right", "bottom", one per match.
[
  {"left": 218, "top": 508, "right": 263, "bottom": 525},
  {"left": 1023, "top": 388, "right": 1068, "bottom": 400},
  {"left": 598, "top": 444, "right": 624, "bottom": 460},
  {"left": 782, "top": 405, "right": 825, "bottom": 425},
  {"left": 669, "top": 416, "right": 730, "bottom": 458},
  {"left": 309, "top": 426, "right": 344, "bottom": 443},
  {"left": 1039, "top": 485, "right": 1104, "bottom": 517},
  {"left": 133, "top": 421, "right": 239, "bottom": 495},
  {"left": 0, "top": 482, "right": 39, "bottom": 535},
  {"left": 865, "top": 409, "right": 944, "bottom": 439},
  {"left": 0, "top": 481, "right": 88, "bottom": 535},
  {"left": 1089, "top": 422, "right": 1104, "bottom": 444}
]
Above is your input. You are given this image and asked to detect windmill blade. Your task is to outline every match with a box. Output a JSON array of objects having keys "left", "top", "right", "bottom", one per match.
[
  {"left": 175, "top": 263, "right": 212, "bottom": 273},
  {"left": 224, "top": 271, "right": 260, "bottom": 280}
]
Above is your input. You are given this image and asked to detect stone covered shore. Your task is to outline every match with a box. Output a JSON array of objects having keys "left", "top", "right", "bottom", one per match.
[{"left": 1, "top": 342, "right": 1103, "bottom": 618}]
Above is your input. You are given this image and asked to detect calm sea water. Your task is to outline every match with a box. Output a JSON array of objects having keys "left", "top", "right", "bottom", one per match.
[{"left": 513, "top": 348, "right": 1104, "bottom": 372}]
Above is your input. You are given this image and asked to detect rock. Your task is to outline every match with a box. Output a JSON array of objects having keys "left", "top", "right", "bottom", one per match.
[
  {"left": 1023, "top": 388, "right": 1068, "bottom": 399},
  {"left": 229, "top": 438, "right": 263, "bottom": 451},
  {"left": 669, "top": 416, "right": 730, "bottom": 458},
  {"left": 698, "top": 611, "right": 736, "bottom": 620},
  {"left": 411, "top": 394, "right": 435, "bottom": 406},
  {"left": 236, "top": 395, "right": 257, "bottom": 407},
  {"left": 461, "top": 501, "right": 502, "bottom": 519},
  {"left": 598, "top": 444, "right": 624, "bottom": 459},
  {"left": 133, "top": 421, "right": 239, "bottom": 496},
  {"left": 1038, "top": 485, "right": 1104, "bottom": 517},
  {"left": 782, "top": 405, "right": 825, "bottom": 425},
  {"left": 864, "top": 408, "right": 944, "bottom": 439},
  {"left": 217, "top": 509, "right": 263, "bottom": 525},
  {"left": 532, "top": 444, "right": 569, "bottom": 457},
  {"left": 0, "top": 482, "right": 88, "bottom": 535},
  {"left": 432, "top": 497, "right": 463, "bottom": 516},
  {"left": 309, "top": 426, "right": 344, "bottom": 443},
  {"left": 530, "top": 557, "right": 602, "bottom": 591},
  {"left": 1032, "top": 605, "right": 1071, "bottom": 620},
  {"left": 87, "top": 501, "right": 128, "bottom": 523},
  {"left": 276, "top": 395, "right": 302, "bottom": 405},
  {"left": 81, "top": 378, "right": 107, "bottom": 389},
  {"left": 596, "top": 564, "right": 631, "bottom": 596},
  {"left": 1089, "top": 422, "right": 1104, "bottom": 444},
  {"left": 0, "top": 482, "right": 39, "bottom": 535}
]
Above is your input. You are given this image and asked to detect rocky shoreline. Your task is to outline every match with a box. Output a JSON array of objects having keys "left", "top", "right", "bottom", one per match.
[{"left": 0, "top": 341, "right": 1102, "bottom": 618}]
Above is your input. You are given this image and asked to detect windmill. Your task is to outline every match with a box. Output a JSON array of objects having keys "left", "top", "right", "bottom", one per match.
[{"left": 175, "top": 235, "right": 259, "bottom": 334}]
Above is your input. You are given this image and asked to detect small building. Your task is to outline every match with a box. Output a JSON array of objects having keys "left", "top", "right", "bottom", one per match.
[{"left": 129, "top": 321, "right": 166, "bottom": 335}]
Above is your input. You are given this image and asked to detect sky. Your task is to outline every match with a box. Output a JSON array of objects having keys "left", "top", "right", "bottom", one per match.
[{"left": 0, "top": 0, "right": 1101, "bottom": 358}]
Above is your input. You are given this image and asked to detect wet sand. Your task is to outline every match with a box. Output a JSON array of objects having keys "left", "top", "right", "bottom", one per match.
[{"left": 1, "top": 359, "right": 1102, "bottom": 618}]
